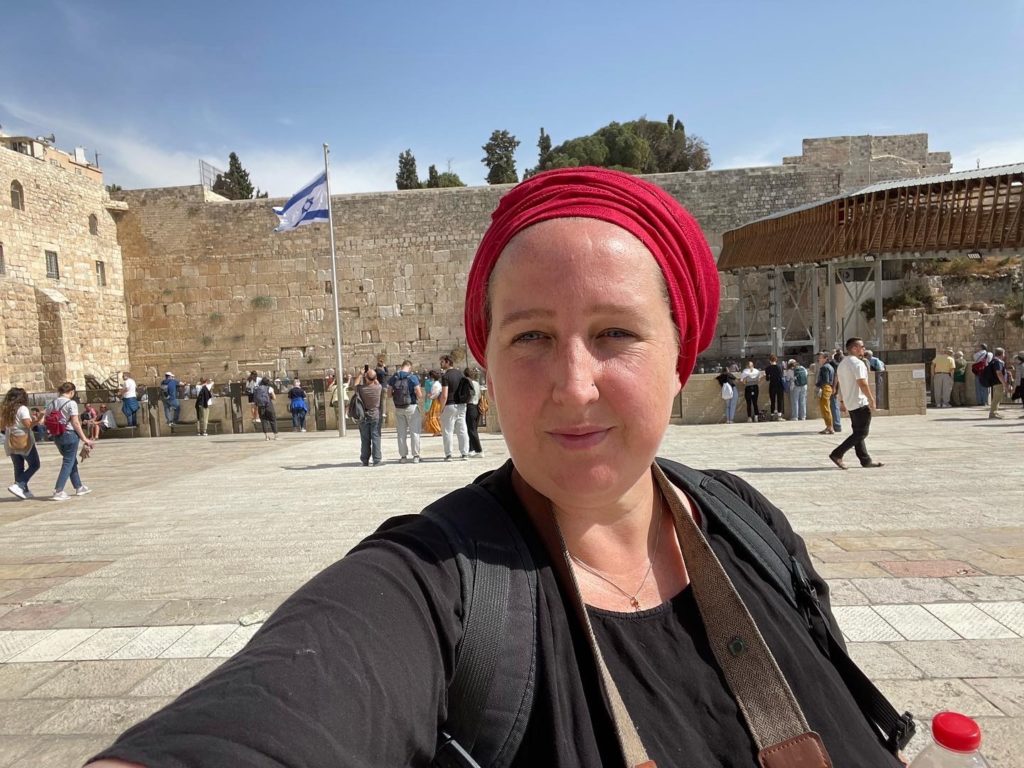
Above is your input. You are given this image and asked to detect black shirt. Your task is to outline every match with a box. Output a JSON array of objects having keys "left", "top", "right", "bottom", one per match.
[
  {"left": 441, "top": 368, "right": 464, "bottom": 403},
  {"left": 91, "top": 461, "right": 900, "bottom": 768},
  {"left": 764, "top": 363, "right": 784, "bottom": 385}
]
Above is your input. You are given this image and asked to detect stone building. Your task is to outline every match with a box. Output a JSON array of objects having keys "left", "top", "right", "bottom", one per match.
[
  {"left": 112, "top": 133, "right": 951, "bottom": 385},
  {"left": 0, "top": 135, "right": 129, "bottom": 391}
]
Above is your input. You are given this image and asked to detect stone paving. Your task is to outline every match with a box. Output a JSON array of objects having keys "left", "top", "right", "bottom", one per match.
[{"left": 1, "top": 407, "right": 1022, "bottom": 767}]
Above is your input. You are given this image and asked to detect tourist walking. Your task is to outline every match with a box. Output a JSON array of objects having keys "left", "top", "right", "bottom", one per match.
[
  {"left": 829, "top": 338, "right": 882, "bottom": 470},
  {"left": 3, "top": 387, "right": 42, "bottom": 500},
  {"left": 830, "top": 350, "right": 844, "bottom": 432},
  {"left": 815, "top": 351, "right": 835, "bottom": 434},
  {"left": 764, "top": 354, "right": 785, "bottom": 419},
  {"left": 972, "top": 343, "right": 992, "bottom": 406},
  {"left": 45, "top": 381, "right": 96, "bottom": 500},
  {"left": 787, "top": 359, "right": 808, "bottom": 420},
  {"left": 253, "top": 378, "right": 278, "bottom": 439},
  {"left": 119, "top": 371, "right": 139, "bottom": 427},
  {"left": 739, "top": 360, "right": 762, "bottom": 422},
  {"left": 464, "top": 367, "right": 484, "bottom": 457},
  {"left": 985, "top": 347, "right": 1010, "bottom": 419},
  {"left": 245, "top": 371, "right": 261, "bottom": 422},
  {"left": 352, "top": 369, "right": 382, "bottom": 466},
  {"left": 951, "top": 351, "right": 968, "bottom": 406},
  {"left": 716, "top": 369, "right": 739, "bottom": 423},
  {"left": 439, "top": 355, "right": 470, "bottom": 460},
  {"left": 288, "top": 379, "right": 309, "bottom": 432},
  {"left": 387, "top": 360, "right": 423, "bottom": 463},
  {"left": 195, "top": 378, "right": 213, "bottom": 435},
  {"left": 932, "top": 347, "right": 955, "bottom": 408},
  {"left": 161, "top": 372, "right": 181, "bottom": 425},
  {"left": 423, "top": 370, "right": 442, "bottom": 437}
]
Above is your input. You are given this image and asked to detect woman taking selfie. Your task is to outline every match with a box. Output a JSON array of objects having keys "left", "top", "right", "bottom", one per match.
[{"left": 91, "top": 169, "right": 906, "bottom": 767}]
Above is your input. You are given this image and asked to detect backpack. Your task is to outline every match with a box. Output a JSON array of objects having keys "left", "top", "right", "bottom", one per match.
[
  {"left": 391, "top": 373, "right": 413, "bottom": 408},
  {"left": 254, "top": 385, "right": 272, "bottom": 407},
  {"left": 794, "top": 366, "right": 808, "bottom": 387},
  {"left": 424, "top": 459, "right": 915, "bottom": 767},
  {"left": 454, "top": 376, "right": 473, "bottom": 405},
  {"left": 981, "top": 360, "right": 1000, "bottom": 388},
  {"left": 44, "top": 400, "right": 70, "bottom": 437},
  {"left": 720, "top": 381, "right": 734, "bottom": 400},
  {"left": 971, "top": 359, "right": 988, "bottom": 377},
  {"left": 160, "top": 381, "right": 171, "bottom": 399}
]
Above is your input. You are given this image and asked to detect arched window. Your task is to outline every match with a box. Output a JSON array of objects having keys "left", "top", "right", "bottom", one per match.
[
  {"left": 10, "top": 180, "right": 24, "bottom": 210},
  {"left": 89, "top": 214, "right": 98, "bottom": 235}
]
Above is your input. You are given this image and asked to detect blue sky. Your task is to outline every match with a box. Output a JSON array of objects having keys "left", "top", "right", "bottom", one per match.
[{"left": 3, "top": 0, "right": 1022, "bottom": 195}]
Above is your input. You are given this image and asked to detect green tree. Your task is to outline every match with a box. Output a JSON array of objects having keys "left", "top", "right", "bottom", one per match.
[
  {"left": 425, "top": 164, "right": 441, "bottom": 188},
  {"left": 396, "top": 150, "right": 421, "bottom": 190},
  {"left": 537, "top": 115, "right": 711, "bottom": 175},
  {"left": 524, "top": 127, "right": 553, "bottom": 179},
  {"left": 212, "top": 152, "right": 256, "bottom": 200},
  {"left": 482, "top": 130, "right": 520, "bottom": 184},
  {"left": 436, "top": 171, "right": 466, "bottom": 187}
]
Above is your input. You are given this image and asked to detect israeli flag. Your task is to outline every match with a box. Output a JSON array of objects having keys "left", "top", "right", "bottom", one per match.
[{"left": 272, "top": 171, "right": 330, "bottom": 232}]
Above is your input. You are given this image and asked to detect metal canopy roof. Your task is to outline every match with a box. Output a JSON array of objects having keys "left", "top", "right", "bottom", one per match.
[{"left": 719, "top": 164, "right": 1024, "bottom": 270}]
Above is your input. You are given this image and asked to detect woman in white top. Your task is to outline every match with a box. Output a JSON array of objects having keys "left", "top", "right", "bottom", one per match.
[
  {"left": 2, "top": 387, "right": 42, "bottom": 500},
  {"left": 739, "top": 360, "right": 762, "bottom": 422},
  {"left": 45, "top": 381, "right": 96, "bottom": 501}
]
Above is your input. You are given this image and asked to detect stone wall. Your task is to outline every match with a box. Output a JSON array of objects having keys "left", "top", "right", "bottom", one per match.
[
  {"left": 783, "top": 134, "right": 952, "bottom": 192},
  {"left": 116, "top": 137, "right": 916, "bottom": 382},
  {"left": 674, "top": 363, "right": 925, "bottom": 425},
  {"left": 0, "top": 146, "right": 129, "bottom": 391},
  {"left": 883, "top": 307, "right": 1024, "bottom": 360}
]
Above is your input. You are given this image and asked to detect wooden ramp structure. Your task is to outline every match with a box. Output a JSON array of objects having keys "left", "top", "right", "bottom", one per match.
[{"left": 717, "top": 164, "right": 1024, "bottom": 356}]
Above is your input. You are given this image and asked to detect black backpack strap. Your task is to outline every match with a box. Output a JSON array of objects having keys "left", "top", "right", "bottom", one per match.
[
  {"left": 656, "top": 458, "right": 797, "bottom": 609},
  {"left": 655, "top": 458, "right": 915, "bottom": 752},
  {"left": 423, "top": 483, "right": 538, "bottom": 768}
]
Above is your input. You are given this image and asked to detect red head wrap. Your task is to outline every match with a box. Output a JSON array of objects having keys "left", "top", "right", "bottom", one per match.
[{"left": 465, "top": 167, "right": 720, "bottom": 384}]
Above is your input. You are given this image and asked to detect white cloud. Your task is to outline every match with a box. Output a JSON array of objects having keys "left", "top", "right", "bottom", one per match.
[
  {"left": 0, "top": 99, "right": 400, "bottom": 194},
  {"left": 950, "top": 136, "right": 1024, "bottom": 172}
]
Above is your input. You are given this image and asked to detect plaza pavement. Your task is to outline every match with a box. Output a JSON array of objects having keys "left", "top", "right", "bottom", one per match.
[{"left": 1, "top": 407, "right": 1023, "bottom": 767}]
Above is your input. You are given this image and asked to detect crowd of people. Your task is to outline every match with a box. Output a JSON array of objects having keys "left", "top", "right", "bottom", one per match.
[{"left": 344, "top": 355, "right": 489, "bottom": 466}]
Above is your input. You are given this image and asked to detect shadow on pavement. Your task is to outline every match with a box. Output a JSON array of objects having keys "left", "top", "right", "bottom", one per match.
[
  {"left": 283, "top": 462, "right": 360, "bottom": 471},
  {"left": 732, "top": 466, "right": 836, "bottom": 473}
]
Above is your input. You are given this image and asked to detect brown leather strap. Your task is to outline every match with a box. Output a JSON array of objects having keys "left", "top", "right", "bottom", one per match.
[{"left": 652, "top": 464, "right": 829, "bottom": 763}]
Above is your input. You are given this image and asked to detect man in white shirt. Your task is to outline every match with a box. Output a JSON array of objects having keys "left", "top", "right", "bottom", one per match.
[
  {"left": 119, "top": 371, "right": 140, "bottom": 427},
  {"left": 829, "top": 337, "right": 882, "bottom": 470}
]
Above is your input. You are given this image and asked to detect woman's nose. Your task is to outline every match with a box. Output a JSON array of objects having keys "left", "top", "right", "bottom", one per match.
[{"left": 552, "top": 338, "right": 600, "bottom": 405}]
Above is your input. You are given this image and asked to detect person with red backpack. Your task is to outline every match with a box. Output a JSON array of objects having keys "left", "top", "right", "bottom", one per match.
[{"left": 44, "top": 381, "right": 95, "bottom": 501}]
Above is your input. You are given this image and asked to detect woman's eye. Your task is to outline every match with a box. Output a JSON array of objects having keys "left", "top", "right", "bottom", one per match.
[{"left": 601, "top": 328, "right": 635, "bottom": 339}]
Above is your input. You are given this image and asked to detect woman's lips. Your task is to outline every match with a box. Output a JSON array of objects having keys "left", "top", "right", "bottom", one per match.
[{"left": 548, "top": 427, "right": 610, "bottom": 450}]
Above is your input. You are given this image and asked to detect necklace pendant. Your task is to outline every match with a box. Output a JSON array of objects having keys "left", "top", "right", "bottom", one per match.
[{"left": 629, "top": 596, "right": 641, "bottom": 610}]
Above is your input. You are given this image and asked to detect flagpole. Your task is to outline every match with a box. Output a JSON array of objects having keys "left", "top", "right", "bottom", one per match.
[{"left": 323, "top": 143, "right": 346, "bottom": 437}]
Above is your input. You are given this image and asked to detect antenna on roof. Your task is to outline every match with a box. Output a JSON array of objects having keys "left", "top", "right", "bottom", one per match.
[{"left": 976, "top": 159, "right": 980, "bottom": 170}]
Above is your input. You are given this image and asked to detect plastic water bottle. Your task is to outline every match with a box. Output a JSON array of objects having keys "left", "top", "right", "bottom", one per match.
[{"left": 909, "top": 712, "right": 990, "bottom": 767}]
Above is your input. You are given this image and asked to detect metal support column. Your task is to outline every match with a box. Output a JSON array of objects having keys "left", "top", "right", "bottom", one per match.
[
  {"left": 771, "top": 267, "right": 782, "bottom": 356},
  {"left": 825, "top": 262, "right": 835, "bottom": 352},
  {"left": 811, "top": 265, "right": 821, "bottom": 354},
  {"left": 738, "top": 270, "right": 747, "bottom": 358},
  {"left": 873, "top": 260, "right": 884, "bottom": 353}
]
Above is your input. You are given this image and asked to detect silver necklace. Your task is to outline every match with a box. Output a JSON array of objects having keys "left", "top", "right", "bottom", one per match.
[{"left": 567, "top": 500, "right": 663, "bottom": 611}]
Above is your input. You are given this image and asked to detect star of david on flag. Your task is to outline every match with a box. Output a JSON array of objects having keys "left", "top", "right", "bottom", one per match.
[{"left": 272, "top": 171, "right": 330, "bottom": 232}]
